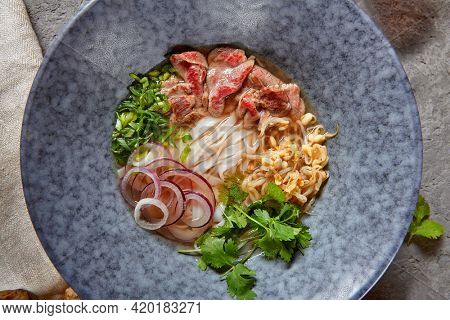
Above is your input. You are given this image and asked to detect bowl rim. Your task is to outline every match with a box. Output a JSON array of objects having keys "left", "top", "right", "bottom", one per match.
[{"left": 20, "top": 0, "right": 423, "bottom": 300}]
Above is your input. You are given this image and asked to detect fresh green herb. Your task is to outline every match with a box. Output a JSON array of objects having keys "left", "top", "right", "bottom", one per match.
[
  {"left": 179, "top": 182, "right": 311, "bottom": 300},
  {"left": 262, "top": 182, "right": 285, "bottom": 203},
  {"left": 218, "top": 173, "right": 245, "bottom": 204},
  {"left": 180, "top": 145, "right": 191, "bottom": 163},
  {"left": 181, "top": 133, "right": 193, "bottom": 143},
  {"left": 407, "top": 195, "right": 445, "bottom": 244},
  {"left": 226, "top": 263, "right": 256, "bottom": 300},
  {"left": 200, "top": 237, "right": 238, "bottom": 269},
  {"left": 197, "top": 257, "right": 208, "bottom": 272},
  {"left": 111, "top": 66, "right": 178, "bottom": 166},
  {"left": 228, "top": 184, "right": 248, "bottom": 204}
]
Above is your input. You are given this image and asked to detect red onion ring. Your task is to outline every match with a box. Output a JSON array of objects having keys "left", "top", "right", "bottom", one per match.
[
  {"left": 168, "top": 175, "right": 193, "bottom": 192},
  {"left": 121, "top": 167, "right": 161, "bottom": 207},
  {"left": 142, "top": 180, "right": 186, "bottom": 226},
  {"left": 159, "top": 169, "right": 216, "bottom": 208},
  {"left": 130, "top": 173, "right": 154, "bottom": 201},
  {"left": 127, "top": 142, "right": 172, "bottom": 167},
  {"left": 134, "top": 198, "right": 169, "bottom": 230},
  {"left": 165, "top": 223, "right": 210, "bottom": 243},
  {"left": 182, "top": 191, "right": 213, "bottom": 228},
  {"left": 140, "top": 182, "right": 156, "bottom": 199},
  {"left": 146, "top": 157, "right": 185, "bottom": 175}
]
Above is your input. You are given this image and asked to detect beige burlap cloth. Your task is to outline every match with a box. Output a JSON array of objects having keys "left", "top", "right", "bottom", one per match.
[{"left": 0, "top": 0, "right": 67, "bottom": 297}]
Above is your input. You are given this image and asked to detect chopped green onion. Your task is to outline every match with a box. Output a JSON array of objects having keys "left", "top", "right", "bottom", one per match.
[
  {"left": 148, "top": 70, "right": 160, "bottom": 77},
  {"left": 182, "top": 133, "right": 193, "bottom": 143},
  {"left": 129, "top": 73, "right": 140, "bottom": 81},
  {"left": 161, "top": 64, "right": 171, "bottom": 73},
  {"left": 111, "top": 64, "right": 185, "bottom": 165},
  {"left": 160, "top": 72, "right": 171, "bottom": 81},
  {"left": 180, "top": 145, "right": 191, "bottom": 163}
]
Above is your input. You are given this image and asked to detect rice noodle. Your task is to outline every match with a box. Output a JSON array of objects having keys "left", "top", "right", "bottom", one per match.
[
  {"left": 240, "top": 113, "right": 333, "bottom": 209},
  {"left": 184, "top": 108, "right": 332, "bottom": 212}
]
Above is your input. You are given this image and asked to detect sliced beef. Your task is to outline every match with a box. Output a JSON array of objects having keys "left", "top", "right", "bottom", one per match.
[
  {"left": 206, "top": 48, "right": 255, "bottom": 117},
  {"left": 170, "top": 51, "right": 208, "bottom": 98},
  {"left": 245, "top": 65, "right": 283, "bottom": 89},
  {"left": 237, "top": 83, "right": 305, "bottom": 128},
  {"left": 161, "top": 81, "right": 191, "bottom": 97},
  {"left": 225, "top": 65, "right": 283, "bottom": 119},
  {"left": 208, "top": 47, "right": 247, "bottom": 67},
  {"left": 168, "top": 51, "right": 208, "bottom": 125},
  {"left": 162, "top": 76, "right": 204, "bottom": 125},
  {"left": 167, "top": 49, "right": 305, "bottom": 128},
  {"left": 259, "top": 84, "right": 299, "bottom": 116},
  {"left": 236, "top": 89, "right": 260, "bottom": 129},
  {"left": 169, "top": 95, "right": 202, "bottom": 124}
]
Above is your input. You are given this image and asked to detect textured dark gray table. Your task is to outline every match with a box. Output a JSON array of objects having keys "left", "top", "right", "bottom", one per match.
[{"left": 23, "top": 0, "right": 449, "bottom": 299}]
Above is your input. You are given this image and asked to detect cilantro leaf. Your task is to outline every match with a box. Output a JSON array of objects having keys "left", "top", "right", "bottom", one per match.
[
  {"left": 210, "top": 220, "right": 234, "bottom": 237},
  {"left": 200, "top": 238, "right": 238, "bottom": 269},
  {"left": 256, "top": 234, "right": 294, "bottom": 262},
  {"left": 413, "top": 195, "right": 430, "bottom": 224},
  {"left": 279, "top": 203, "right": 301, "bottom": 223},
  {"left": 224, "top": 205, "right": 248, "bottom": 229},
  {"left": 408, "top": 195, "right": 445, "bottom": 243},
  {"left": 197, "top": 257, "right": 207, "bottom": 271},
  {"left": 247, "top": 199, "right": 264, "bottom": 211},
  {"left": 295, "top": 226, "right": 312, "bottom": 252},
  {"left": 183, "top": 174, "right": 314, "bottom": 300},
  {"left": 279, "top": 245, "right": 294, "bottom": 263},
  {"left": 218, "top": 178, "right": 246, "bottom": 205},
  {"left": 226, "top": 263, "right": 256, "bottom": 300},
  {"left": 271, "top": 220, "right": 299, "bottom": 241},
  {"left": 229, "top": 184, "right": 248, "bottom": 204},
  {"left": 262, "top": 182, "right": 285, "bottom": 203},
  {"left": 410, "top": 220, "right": 445, "bottom": 240},
  {"left": 256, "top": 234, "right": 282, "bottom": 259},
  {"left": 224, "top": 238, "right": 239, "bottom": 257},
  {"left": 253, "top": 208, "right": 270, "bottom": 222}
]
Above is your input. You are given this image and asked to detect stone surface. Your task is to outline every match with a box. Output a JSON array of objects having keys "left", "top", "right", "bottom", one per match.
[
  {"left": 356, "top": 0, "right": 449, "bottom": 299},
  {"left": 23, "top": 0, "right": 448, "bottom": 299}
]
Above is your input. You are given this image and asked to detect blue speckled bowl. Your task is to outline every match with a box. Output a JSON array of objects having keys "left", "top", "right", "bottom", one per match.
[{"left": 21, "top": 0, "right": 422, "bottom": 299}]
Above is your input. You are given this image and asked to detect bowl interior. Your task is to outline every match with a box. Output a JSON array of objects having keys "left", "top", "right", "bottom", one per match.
[{"left": 21, "top": 0, "right": 422, "bottom": 299}]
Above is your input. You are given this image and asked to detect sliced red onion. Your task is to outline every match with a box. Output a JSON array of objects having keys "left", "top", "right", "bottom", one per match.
[
  {"left": 142, "top": 180, "right": 186, "bottom": 226},
  {"left": 182, "top": 192, "right": 213, "bottom": 228},
  {"left": 168, "top": 175, "right": 193, "bottom": 192},
  {"left": 140, "top": 183, "right": 156, "bottom": 199},
  {"left": 213, "top": 203, "right": 225, "bottom": 223},
  {"left": 165, "top": 223, "right": 210, "bottom": 242},
  {"left": 131, "top": 173, "right": 154, "bottom": 201},
  {"left": 134, "top": 198, "right": 169, "bottom": 230},
  {"left": 147, "top": 157, "right": 185, "bottom": 175},
  {"left": 121, "top": 167, "right": 161, "bottom": 207},
  {"left": 127, "top": 142, "right": 172, "bottom": 167},
  {"left": 155, "top": 227, "right": 177, "bottom": 241},
  {"left": 159, "top": 169, "right": 216, "bottom": 208},
  {"left": 117, "top": 166, "right": 126, "bottom": 179}
]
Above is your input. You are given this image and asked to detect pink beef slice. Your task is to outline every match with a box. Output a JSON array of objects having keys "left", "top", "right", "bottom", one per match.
[
  {"left": 237, "top": 83, "right": 305, "bottom": 128},
  {"left": 259, "top": 84, "right": 302, "bottom": 116},
  {"left": 208, "top": 47, "right": 247, "bottom": 67},
  {"left": 224, "top": 65, "right": 283, "bottom": 113},
  {"left": 161, "top": 76, "right": 203, "bottom": 125},
  {"left": 206, "top": 48, "right": 255, "bottom": 117},
  {"left": 245, "top": 65, "right": 283, "bottom": 89},
  {"left": 170, "top": 51, "right": 208, "bottom": 98},
  {"left": 237, "top": 89, "right": 261, "bottom": 129}
]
